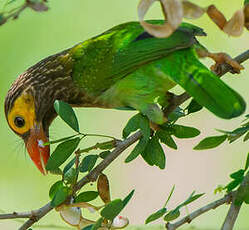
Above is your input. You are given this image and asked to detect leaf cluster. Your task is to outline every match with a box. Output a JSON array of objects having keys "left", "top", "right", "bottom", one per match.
[
  {"left": 44, "top": 101, "right": 135, "bottom": 229},
  {"left": 123, "top": 111, "right": 200, "bottom": 169},
  {"left": 43, "top": 99, "right": 248, "bottom": 229}
]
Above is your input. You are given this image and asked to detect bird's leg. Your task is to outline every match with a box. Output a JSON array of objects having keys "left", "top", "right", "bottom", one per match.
[{"left": 196, "top": 46, "right": 244, "bottom": 75}]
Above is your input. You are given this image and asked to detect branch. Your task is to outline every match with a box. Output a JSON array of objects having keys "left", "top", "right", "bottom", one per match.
[
  {"left": 3, "top": 50, "right": 249, "bottom": 230},
  {"left": 166, "top": 192, "right": 234, "bottom": 230},
  {"left": 18, "top": 203, "right": 53, "bottom": 230},
  {"left": 0, "top": 212, "right": 33, "bottom": 220},
  {"left": 221, "top": 171, "right": 249, "bottom": 230}
]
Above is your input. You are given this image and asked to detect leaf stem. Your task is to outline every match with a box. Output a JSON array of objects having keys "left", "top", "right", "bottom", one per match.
[
  {"left": 80, "top": 133, "right": 117, "bottom": 140},
  {"left": 164, "top": 185, "right": 175, "bottom": 208},
  {"left": 78, "top": 140, "right": 118, "bottom": 154}
]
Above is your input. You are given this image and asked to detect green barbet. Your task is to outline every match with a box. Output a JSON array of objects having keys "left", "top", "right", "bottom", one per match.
[{"left": 4, "top": 21, "right": 246, "bottom": 173}]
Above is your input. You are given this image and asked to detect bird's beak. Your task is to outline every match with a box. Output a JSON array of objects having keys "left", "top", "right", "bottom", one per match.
[{"left": 24, "top": 123, "right": 50, "bottom": 174}]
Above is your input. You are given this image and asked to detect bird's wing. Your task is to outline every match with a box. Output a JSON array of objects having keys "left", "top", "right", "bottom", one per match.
[
  {"left": 70, "top": 21, "right": 206, "bottom": 96},
  {"left": 111, "top": 21, "right": 206, "bottom": 77}
]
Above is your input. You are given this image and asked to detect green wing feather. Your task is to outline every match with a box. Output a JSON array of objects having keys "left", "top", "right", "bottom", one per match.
[
  {"left": 70, "top": 21, "right": 205, "bottom": 96},
  {"left": 111, "top": 22, "right": 206, "bottom": 77}
]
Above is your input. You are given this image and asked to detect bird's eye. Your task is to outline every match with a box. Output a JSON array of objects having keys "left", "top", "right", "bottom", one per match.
[{"left": 14, "top": 116, "right": 25, "bottom": 128}]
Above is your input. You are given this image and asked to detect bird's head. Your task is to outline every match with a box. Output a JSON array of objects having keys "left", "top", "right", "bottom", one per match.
[
  {"left": 4, "top": 52, "right": 80, "bottom": 174},
  {"left": 5, "top": 87, "right": 51, "bottom": 174}
]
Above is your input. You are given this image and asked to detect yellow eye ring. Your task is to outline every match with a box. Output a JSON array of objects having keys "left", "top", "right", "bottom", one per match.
[{"left": 7, "top": 92, "right": 36, "bottom": 135}]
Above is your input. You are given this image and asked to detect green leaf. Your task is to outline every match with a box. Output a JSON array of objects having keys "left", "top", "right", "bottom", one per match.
[
  {"left": 99, "top": 151, "right": 111, "bottom": 159},
  {"left": 54, "top": 100, "right": 79, "bottom": 132},
  {"left": 63, "top": 157, "right": 76, "bottom": 174},
  {"left": 218, "top": 126, "right": 249, "bottom": 143},
  {"left": 164, "top": 185, "right": 175, "bottom": 207},
  {"left": 125, "top": 138, "right": 148, "bottom": 163},
  {"left": 228, "top": 126, "right": 249, "bottom": 143},
  {"left": 141, "top": 136, "right": 166, "bottom": 169},
  {"left": 79, "top": 155, "right": 98, "bottom": 173},
  {"left": 225, "top": 179, "right": 243, "bottom": 192},
  {"left": 156, "top": 130, "right": 177, "bottom": 150},
  {"left": 49, "top": 181, "right": 63, "bottom": 199},
  {"left": 187, "top": 99, "right": 203, "bottom": 114},
  {"left": 174, "top": 191, "right": 204, "bottom": 211},
  {"left": 145, "top": 208, "right": 167, "bottom": 224},
  {"left": 100, "top": 199, "right": 124, "bottom": 220},
  {"left": 123, "top": 113, "right": 150, "bottom": 139},
  {"left": 51, "top": 186, "right": 69, "bottom": 207},
  {"left": 64, "top": 168, "right": 77, "bottom": 184},
  {"left": 245, "top": 153, "right": 249, "bottom": 171},
  {"left": 123, "top": 189, "right": 135, "bottom": 208},
  {"left": 91, "top": 217, "right": 104, "bottom": 230},
  {"left": 46, "top": 138, "right": 81, "bottom": 171},
  {"left": 245, "top": 0, "right": 249, "bottom": 5},
  {"left": 45, "top": 134, "right": 78, "bottom": 145},
  {"left": 164, "top": 209, "right": 180, "bottom": 222},
  {"left": 123, "top": 114, "right": 150, "bottom": 163},
  {"left": 160, "top": 124, "right": 174, "bottom": 134},
  {"left": 230, "top": 169, "right": 245, "bottom": 180},
  {"left": 81, "top": 225, "right": 93, "bottom": 230},
  {"left": 181, "top": 192, "right": 205, "bottom": 206},
  {"left": 49, "top": 168, "right": 63, "bottom": 175},
  {"left": 172, "top": 125, "right": 200, "bottom": 139},
  {"left": 194, "top": 135, "right": 227, "bottom": 150},
  {"left": 244, "top": 132, "right": 249, "bottom": 142},
  {"left": 75, "top": 191, "right": 99, "bottom": 203}
]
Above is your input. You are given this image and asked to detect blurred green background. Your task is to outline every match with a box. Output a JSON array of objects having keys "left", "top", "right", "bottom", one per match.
[{"left": 0, "top": 0, "right": 248, "bottom": 229}]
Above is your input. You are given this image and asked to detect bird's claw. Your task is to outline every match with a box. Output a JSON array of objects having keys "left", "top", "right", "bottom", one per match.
[{"left": 209, "top": 52, "right": 244, "bottom": 75}]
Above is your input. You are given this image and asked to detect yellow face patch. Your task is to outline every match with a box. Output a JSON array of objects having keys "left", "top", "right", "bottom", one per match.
[{"left": 8, "top": 93, "right": 36, "bottom": 135}]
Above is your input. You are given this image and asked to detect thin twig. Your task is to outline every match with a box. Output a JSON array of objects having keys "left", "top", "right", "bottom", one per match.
[
  {"left": 166, "top": 192, "right": 234, "bottom": 230},
  {"left": 74, "top": 131, "right": 142, "bottom": 191},
  {"left": 78, "top": 139, "right": 119, "bottom": 154},
  {"left": 4, "top": 4, "right": 27, "bottom": 21},
  {"left": 221, "top": 171, "right": 249, "bottom": 230},
  {"left": 2, "top": 49, "right": 249, "bottom": 230}
]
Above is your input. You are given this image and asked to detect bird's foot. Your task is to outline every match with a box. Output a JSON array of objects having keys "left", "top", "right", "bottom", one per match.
[{"left": 209, "top": 52, "right": 244, "bottom": 75}]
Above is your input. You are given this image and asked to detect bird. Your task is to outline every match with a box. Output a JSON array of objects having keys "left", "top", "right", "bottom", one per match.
[{"left": 4, "top": 20, "right": 246, "bottom": 174}]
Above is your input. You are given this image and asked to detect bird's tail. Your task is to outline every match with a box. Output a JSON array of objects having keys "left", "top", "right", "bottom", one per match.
[{"left": 167, "top": 48, "right": 246, "bottom": 119}]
